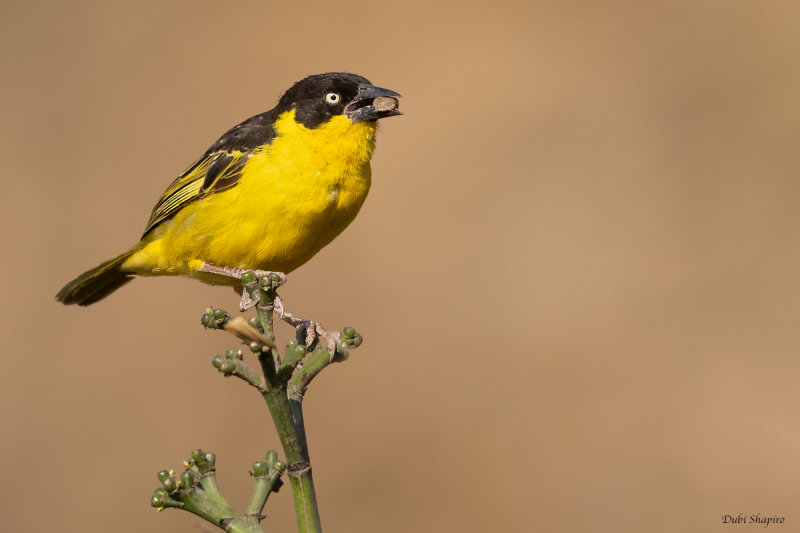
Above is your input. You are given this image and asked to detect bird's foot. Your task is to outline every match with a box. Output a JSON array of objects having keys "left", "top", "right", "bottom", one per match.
[
  {"left": 241, "top": 292, "right": 285, "bottom": 319},
  {"left": 198, "top": 263, "right": 287, "bottom": 286},
  {"left": 238, "top": 272, "right": 285, "bottom": 313},
  {"left": 197, "top": 263, "right": 286, "bottom": 312},
  {"left": 281, "top": 312, "right": 339, "bottom": 352},
  {"left": 239, "top": 289, "right": 257, "bottom": 312},
  {"left": 273, "top": 295, "right": 285, "bottom": 320}
]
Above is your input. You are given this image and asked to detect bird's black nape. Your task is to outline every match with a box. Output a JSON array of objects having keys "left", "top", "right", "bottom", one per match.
[{"left": 277, "top": 73, "right": 372, "bottom": 129}]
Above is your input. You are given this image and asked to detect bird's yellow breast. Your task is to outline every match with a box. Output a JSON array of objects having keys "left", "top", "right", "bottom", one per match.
[{"left": 125, "top": 110, "right": 377, "bottom": 281}]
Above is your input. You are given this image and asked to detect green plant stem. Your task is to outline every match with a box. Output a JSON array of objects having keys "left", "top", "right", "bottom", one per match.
[
  {"left": 289, "top": 350, "right": 334, "bottom": 398},
  {"left": 257, "top": 305, "right": 272, "bottom": 341},
  {"left": 199, "top": 472, "right": 236, "bottom": 517},
  {"left": 179, "top": 495, "right": 228, "bottom": 525},
  {"left": 288, "top": 398, "right": 309, "bottom": 457},
  {"left": 287, "top": 466, "right": 321, "bottom": 533},
  {"left": 252, "top": 283, "right": 322, "bottom": 533},
  {"left": 257, "top": 369, "right": 319, "bottom": 533},
  {"left": 223, "top": 517, "right": 264, "bottom": 533},
  {"left": 232, "top": 359, "right": 266, "bottom": 390},
  {"left": 245, "top": 477, "right": 273, "bottom": 517}
]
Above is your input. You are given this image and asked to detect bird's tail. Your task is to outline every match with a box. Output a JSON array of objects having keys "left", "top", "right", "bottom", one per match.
[{"left": 56, "top": 249, "right": 137, "bottom": 306}]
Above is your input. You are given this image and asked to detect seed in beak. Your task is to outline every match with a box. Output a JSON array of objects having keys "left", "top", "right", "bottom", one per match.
[{"left": 373, "top": 96, "right": 399, "bottom": 112}]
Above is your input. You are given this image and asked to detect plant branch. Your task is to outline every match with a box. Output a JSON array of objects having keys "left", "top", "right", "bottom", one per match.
[
  {"left": 212, "top": 348, "right": 266, "bottom": 390},
  {"left": 151, "top": 449, "right": 284, "bottom": 533},
  {"left": 246, "top": 450, "right": 286, "bottom": 517},
  {"left": 163, "top": 271, "right": 365, "bottom": 533}
]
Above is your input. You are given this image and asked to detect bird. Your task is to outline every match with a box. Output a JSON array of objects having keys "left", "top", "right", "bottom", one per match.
[{"left": 57, "top": 72, "right": 401, "bottom": 306}]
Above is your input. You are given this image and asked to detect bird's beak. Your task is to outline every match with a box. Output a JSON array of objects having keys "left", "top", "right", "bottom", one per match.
[{"left": 345, "top": 83, "right": 402, "bottom": 123}]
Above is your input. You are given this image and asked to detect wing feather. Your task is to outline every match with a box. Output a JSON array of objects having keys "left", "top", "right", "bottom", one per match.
[
  {"left": 140, "top": 109, "right": 277, "bottom": 238},
  {"left": 142, "top": 150, "right": 250, "bottom": 237}
]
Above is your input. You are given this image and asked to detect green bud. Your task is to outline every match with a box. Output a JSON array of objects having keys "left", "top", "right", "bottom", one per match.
[
  {"left": 151, "top": 488, "right": 182, "bottom": 509},
  {"left": 212, "top": 355, "right": 224, "bottom": 368},
  {"left": 252, "top": 461, "right": 268, "bottom": 477},
  {"left": 272, "top": 459, "right": 286, "bottom": 473},
  {"left": 205, "top": 452, "right": 216, "bottom": 467},
  {"left": 202, "top": 308, "right": 229, "bottom": 329},
  {"left": 265, "top": 450, "right": 278, "bottom": 464},
  {"left": 248, "top": 317, "right": 261, "bottom": 329},
  {"left": 151, "top": 488, "right": 168, "bottom": 508},
  {"left": 157, "top": 470, "right": 172, "bottom": 483},
  {"left": 268, "top": 272, "right": 282, "bottom": 284},
  {"left": 225, "top": 348, "right": 238, "bottom": 358},
  {"left": 180, "top": 470, "right": 195, "bottom": 488},
  {"left": 191, "top": 449, "right": 206, "bottom": 463},
  {"left": 249, "top": 341, "right": 262, "bottom": 353},
  {"left": 241, "top": 271, "right": 256, "bottom": 283},
  {"left": 341, "top": 327, "right": 355, "bottom": 340},
  {"left": 284, "top": 339, "right": 306, "bottom": 360},
  {"left": 352, "top": 333, "right": 363, "bottom": 348},
  {"left": 162, "top": 476, "right": 178, "bottom": 492},
  {"left": 220, "top": 359, "right": 236, "bottom": 375}
]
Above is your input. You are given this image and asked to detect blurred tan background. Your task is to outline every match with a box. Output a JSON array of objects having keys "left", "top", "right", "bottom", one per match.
[{"left": 2, "top": 1, "right": 799, "bottom": 532}]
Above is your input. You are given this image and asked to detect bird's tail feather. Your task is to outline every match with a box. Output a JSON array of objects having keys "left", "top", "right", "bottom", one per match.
[{"left": 56, "top": 249, "right": 137, "bottom": 306}]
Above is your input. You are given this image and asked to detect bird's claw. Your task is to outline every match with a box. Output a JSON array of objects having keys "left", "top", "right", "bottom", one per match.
[
  {"left": 240, "top": 290, "right": 257, "bottom": 312},
  {"left": 274, "top": 295, "right": 285, "bottom": 321},
  {"left": 219, "top": 267, "right": 285, "bottom": 312},
  {"left": 292, "top": 319, "right": 339, "bottom": 352}
]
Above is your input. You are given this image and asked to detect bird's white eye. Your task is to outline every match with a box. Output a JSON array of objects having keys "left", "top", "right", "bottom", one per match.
[{"left": 325, "top": 92, "right": 341, "bottom": 104}]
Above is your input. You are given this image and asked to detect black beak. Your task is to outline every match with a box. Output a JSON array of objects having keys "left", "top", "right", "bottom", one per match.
[{"left": 345, "top": 83, "right": 402, "bottom": 123}]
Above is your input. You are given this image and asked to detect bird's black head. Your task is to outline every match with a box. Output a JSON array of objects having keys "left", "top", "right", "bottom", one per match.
[{"left": 276, "top": 72, "right": 401, "bottom": 129}]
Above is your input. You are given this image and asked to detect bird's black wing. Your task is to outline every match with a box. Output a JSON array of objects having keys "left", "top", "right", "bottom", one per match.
[{"left": 141, "top": 110, "right": 278, "bottom": 237}]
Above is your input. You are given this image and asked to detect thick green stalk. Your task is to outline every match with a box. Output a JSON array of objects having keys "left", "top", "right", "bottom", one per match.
[
  {"left": 259, "top": 373, "right": 321, "bottom": 533},
  {"left": 257, "top": 306, "right": 272, "bottom": 339},
  {"left": 199, "top": 273, "right": 361, "bottom": 533},
  {"left": 260, "top": 370, "right": 307, "bottom": 463},
  {"left": 288, "top": 398, "right": 309, "bottom": 458},
  {"left": 252, "top": 278, "right": 322, "bottom": 533},
  {"left": 288, "top": 466, "right": 322, "bottom": 533}
]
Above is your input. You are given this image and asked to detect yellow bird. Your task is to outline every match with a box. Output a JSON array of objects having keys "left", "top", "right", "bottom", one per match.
[{"left": 57, "top": 73, "right": 401, "bottom": 306}]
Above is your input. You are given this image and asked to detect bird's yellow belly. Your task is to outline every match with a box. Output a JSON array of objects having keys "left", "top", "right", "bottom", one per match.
[{"left": 123, "top": 115, "right": 375, "bottom": 283}]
